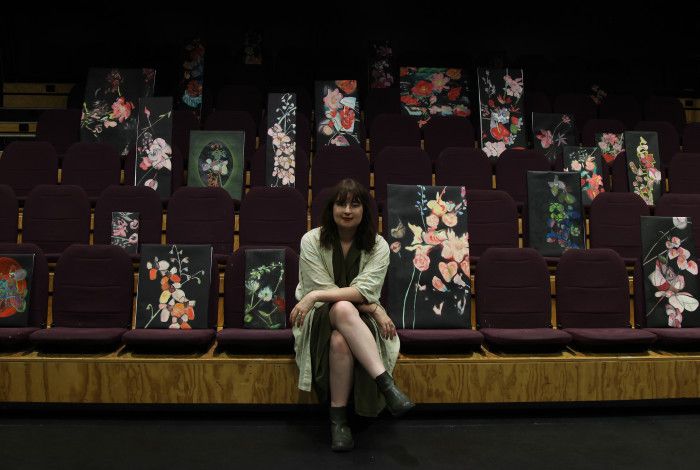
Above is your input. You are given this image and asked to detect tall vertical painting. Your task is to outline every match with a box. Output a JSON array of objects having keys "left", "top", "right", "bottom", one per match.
[
  {"left": 243, "top": 29, "right": 263, "bottom": 65},
  {"left": 595, "top": 132, "right": 625, "bottom": 165},
  {"left": 0, "top": 254, "right": 34, "bottom": 327},
  {"left": 386, "top": 185, "right": 470, "bottom": 329},
  {"left": 135, "top": 244, "right": 213, "bottom": 330},
  {"left": 80, "top": 68, "right": 156, "bottom": 155},
  {"left": 111, "top": 211, "right": 140, "bottom": 254},
  {"left": 187, "top": 130, "right": 245, "bottom": 200},
  {"left": 526, "top": 171, "right": 585, "bottom": 256},
  {"left": 641, "top": 216, "right": 700, "bottom": 328},
  {"left": 177, "top": 38, "right": 205, "bottom": 121},
  {"left": 368, "top": 41, "right": 396, "bottom": 89},
  {"left": 399, "top": 67, "right": 470, "bottom": 128},
  {"left": 266, "top": 93, "right": 296, "bottom": 188},
  {"left": 314, "top": 80, "right": 361, "bottom": 147},
  {"left": 134, "top": 97, "right": 173, "bottom": 197},
  {"left": 477, "top": 68, "right": 526, "bottom": 161},
  {"left": 244, "top": 249, "right": 286, "bottom": 329},
  {"left": 563, "top": 146, "right": 605, "bottom": 205},
  {"left": 531, "top": 113, "right": 578, "bottom": 163},
  {"left": 625, "top": 131, "right": 661, "bottom": 205}
]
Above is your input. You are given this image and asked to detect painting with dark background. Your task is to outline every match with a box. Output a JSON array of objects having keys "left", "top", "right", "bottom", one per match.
[
  {"left": 0, "top": 254, "right": 34, "bottom": 328},
  {"left": 135, "top": 97, "right": 173, "bottom": 197}
]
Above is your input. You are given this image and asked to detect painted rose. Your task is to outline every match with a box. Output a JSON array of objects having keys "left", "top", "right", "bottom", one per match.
[
  {"left": 335, "top": 80, "right": 357, "bottom": 95},
  {"left": 146, "top": 138, "right": 172, "bottom": 170},
  {"left": 111, "top": 97, "right": 134, "bottom": 123},
  {"left": 536, "top": 130, "right": 554, "bottom": 149},
  {"left": 447, "top": 87, "right": 461, "bottom": 101},
  {"left": 412, "top": 247, "right": 431, "bottom": 272},
  {"left": 442, "top": 212, "right": 458, "bottom": 227},
  {"left": 411, "top": 80, "right": 433, "bottom": 97},
  {"left": 430, "top": 73, "right": 450, "bottom": 93},
  {"left": 441, "top": 230, "right": 469, "bottom": 263},
  {"left": 323, "top": 88, "right": 343, "bottom": 112}
]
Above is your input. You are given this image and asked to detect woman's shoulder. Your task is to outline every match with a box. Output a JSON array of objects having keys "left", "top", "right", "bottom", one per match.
[
  {"left": 300, "top": 227, "right": 322, "bottom": 250},
  {"left": 372, "top": 234, "right": 389, "bottom": 254}
]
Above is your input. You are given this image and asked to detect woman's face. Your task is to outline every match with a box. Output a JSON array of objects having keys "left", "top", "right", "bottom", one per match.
[{"left": 333, "top": 193, "right": 363, "bottom": 232}]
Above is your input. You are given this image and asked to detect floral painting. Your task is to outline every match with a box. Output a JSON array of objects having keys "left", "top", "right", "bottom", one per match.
[
  {"left": 136, "top": 244, "right": 212, "bottom": 329},
  {"left": 386, "top": 184, "right": 470, "bottom": 329},
  {"left": 369, "top": 41, "right": 396, "bottom": 89},
  {"left": 134, "top": 97, "right": 173, "bottom": 197},
  {"left": 111, "top": 212, "right": 139, "bottom": 254},
  {"left": 244, "top": 249, "right": 286, "bottom": 329},
  {"left": 595, "top": 132, "right": 625, "bottom": 164},
  {"left": 266, "top": 93, "right": 296, "bottom": 188},
  {"left": 399, "top": 67, "right": 470, "bottom": 128},
  {"left": 0, "top": 254, "right": 34, "bottom": 328},
  {"left": 477, "top": 68, "right": 526, "bottom": 160},
  {"left": 243, "top": 29, "right": 262, "bottom": 65},
  {"left": 641, "top": 216, "right": 700, "bottom": 328},
  {"left": 563, "top": 146, "right": 605, "bottom": 205},
  {"left": 590, "top": 84, "right": 607, "bottom": 106},
  {"left": 527, "top": 172, "right": 585, "bottom": 256},
  {"left": 80, "top": 68, "right": 156, "bottom": 155},
  {"left": 531, "top": 113, "right": 578, "bottom": 163},
  {"left": 187, "top": 130, "right": 245, "bottom": 200},
  {"left": 314, "top": 80, "right": 362, "bottom": 147},
  {"left": 177, "top": 38, "right": 205, "bottom": 121},
  {"left": 625, "top": 131, "right": 662, "bottom": 206}
]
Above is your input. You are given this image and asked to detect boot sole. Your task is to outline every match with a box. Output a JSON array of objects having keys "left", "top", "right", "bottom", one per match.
[
  {"left": 332, "top": 442, "right": 355, "bottom": 452},
  {"left": 388, "top": 401, "right": 416, "bottom": 418}
]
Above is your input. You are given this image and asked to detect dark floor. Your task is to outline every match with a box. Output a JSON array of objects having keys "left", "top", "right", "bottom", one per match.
[{"left": 1, "top": 403, "right": 699, "bottom": 470}]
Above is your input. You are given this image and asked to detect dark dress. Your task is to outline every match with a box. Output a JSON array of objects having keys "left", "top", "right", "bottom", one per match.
[{"left": 308, "top": 238, "right": 387, "bottom": 417}]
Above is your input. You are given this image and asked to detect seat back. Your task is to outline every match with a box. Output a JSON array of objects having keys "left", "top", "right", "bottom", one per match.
[
  {"left": 0, "top": 185, "right": 18, "bottom": 243},
  {"left": 93, "top": 185, "right": 163, "bottom": 246},
  {"left": 580, "top": 119, "right": 625, "bottom": 146},
  {"left": 370, "top": 114, "right": 421, "bottom": 167},
  {"left": 373, "top": 146, "right": 432, "bottom": 209},
  {"left": 435, "top": 147, "right": 493, "bottom": 190},
  {"left": 599, "top": 94, "right": 641, "bottom": 130},
  {"left": 238, "top": 187, "right": 307, "bottom": 252},
  {"left": 589, "top": 192, "right": 649, "bottom": 259},
  {"left": 422, "top": 117, "right": 475, "bottom": 165},
  {"left": 0, "top": 142, "right": 58, "bottom": 197},
  {"left": 495, "top": 149, "right": 550, "bottom": 205},
  {"left": 52, "top": 245, "right": 133, "bottom": 328},
  {"left": 476, "top": 248, "right": 551, "bottom": 328},
  {"left": 311, "top": 146, "right": 370, "bottom": 195},
  {"left": 36, "top": 109, "right": 81, "bottom": 156},
  {"left": 61, "top": 143, "right": 121, "bottom": 198},
  {"left": 166, "top": 187, "right": 235, "bottom": 255},
  {"left": 556, "top": 249, "right": 630, "bottom": 328},
  {"left": 467, "top": 190, "right": 519, "bottom": 257},
  {"left": 22, "top": 185, "right": 90, "bottom": 254}
]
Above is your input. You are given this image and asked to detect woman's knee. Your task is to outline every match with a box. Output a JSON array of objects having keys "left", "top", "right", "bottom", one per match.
[
  {"left": 330, "top": 330, "right": 352, "bottom": 356},
  {"left": 329, "top": 301, "right": 359, "bottom": 325}
]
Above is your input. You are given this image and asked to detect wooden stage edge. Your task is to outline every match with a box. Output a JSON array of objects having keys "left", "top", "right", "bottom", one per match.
[{"left": 2, "top": 347, "right": 700, "bottom": 405}]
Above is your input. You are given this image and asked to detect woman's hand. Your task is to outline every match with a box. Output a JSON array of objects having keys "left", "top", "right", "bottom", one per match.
[
  {"left": 290, "top": 292, "right": 317, "bottom": 327},
  {"left": 371, "top": 304, "right": 396, "bottom": 340}
]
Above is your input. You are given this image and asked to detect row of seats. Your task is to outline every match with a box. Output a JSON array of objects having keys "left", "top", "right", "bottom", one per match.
[
  {"left": 1, "top": 243, "right": 696, "bottom": 353},
  {"left": 4, "top": 140, "right": 700, "bottom": 211},
  {"left": 2, "top": 183, "right": 699, "bottom": 264}
]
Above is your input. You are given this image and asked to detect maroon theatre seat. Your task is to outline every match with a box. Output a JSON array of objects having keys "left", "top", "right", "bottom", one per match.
[
  {"left": 249, "top": 146, "right": 309, "bottom": 200},
  {"left": 122, "top": 261, "right": 218, "bottom": 351},
  {"left": 644, "top": 96, "right": 685, "bottom": 136},
  {"left": 36, "top": 109, "right": 81, "bottom": 157},
  {"left": 374, "top": 146, "right": 432, "bottom": 213},
  {"left": 216, "top": 246, "right": 299, "bottom": 352},
  {"left": 668, "top": 154, "right": 700, "bottom": 195},
  {"left": 0, "top": 141, "right": 58, "bottom": 199},
  {"left": 495, "top": 149, "right": 550, "bottom": 207},
  {"left": 238, "top": 187, "right": 307, "bottom": 253},
  {"left": 311, "top": 146, "right": 370, "bottom": 196},
  {"left": 634, "top": 261, "right": 700, "bottom": 348},
  {"left": 682, "top": 123, "right": 700, "bottom": 153},
  {"left": 0, "top": 185, "right": 18, "bottom": 243},
  {"left": 22, "top": 185, "right": 90, "bottom": 260},
  {"left": 370, "top": 114, "right": 421, "bottom": 168},
  {"left": 599, "top": 94, "right": 641, "bottom": 130},
  {"left": 524, "top": 91, "right": 552, "bottom": 115},
  {"left": 365, "top": 88, "right": 401, "bottom": 133},
  {"left": 475, "top": 248, "right": 571, "bottom": 351},
  {"left": 0, "top": 243, "right": 48, "bottom": 349},
  {"left": 635, "top": 121, "right": 680, "bottom": 171},
  {"left": 93, "top": 185, "right": 163, "bottom": 251},
  {"left": 61, "top": 143, "right": 121, "bottom": 201},
  {"left": 172, "top": 109, "right": 201, "bottom": 163},
  {"left": 580, "top": 118, "right": 625, "bottom": 146},
  {"left": 215, "top": 84, "right": 264, "bottom": 126},
  {"left": 30, "top": 245, "right": 132, "bottom": 351},
  {"left": 557, "top": 249, "right": 656, "bottom": 350},
  {"left": 166, "top": 187, "right": 235, "bottom": 259},
  {"left": 589, "top": 192, "right": 649, "bottom": 260},
  {"left": 435, "top": 147, "right": 493, "bottom": 191},
  {"left": 467, "top": 190, "right": 519, "bottom": 258},
  {"left": 422, "top": 117, "right": 476, "bottom": 165}
]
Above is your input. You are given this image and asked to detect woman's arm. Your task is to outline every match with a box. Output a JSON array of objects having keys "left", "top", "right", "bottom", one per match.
[{"left": 291, "top": 286, "right": 365, "bottom": 327}]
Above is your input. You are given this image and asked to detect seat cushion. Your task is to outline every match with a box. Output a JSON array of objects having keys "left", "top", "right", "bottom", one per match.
[
  {"left": 564, "top": 328, "right": 657, "bottom": 348},
  {"left": 397, "top": 329, "right": 483, "bottom": 353},
  {"left": 122, "top": 329, "right": 216, "bottom": 350},
  {"left": 481, "top": 328, "right": 572, "bottom": 347},
  {"left": 0, "top": 327, "right": 39, "bottom": 348},
  {"left": 30, "top": 327, "right": 126, "bottom": 349},
  {"left": 644, "top": 328, "right": 700, "bottom": 348},
  {"left": 216, "top": 328, "right": 294, "bottom": 353}
]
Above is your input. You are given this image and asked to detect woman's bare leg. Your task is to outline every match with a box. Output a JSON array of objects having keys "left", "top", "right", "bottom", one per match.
[
  {"left": 329, "top": 301, "right": 386, "bottom": 379},
  {"left": 329, "top": 330, "right": 354, "bottom": 407}
]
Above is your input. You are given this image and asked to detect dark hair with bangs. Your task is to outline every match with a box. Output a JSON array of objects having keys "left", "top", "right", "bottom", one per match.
[{"left": 320, "top": 179, "right": 376, "bottom": 252}]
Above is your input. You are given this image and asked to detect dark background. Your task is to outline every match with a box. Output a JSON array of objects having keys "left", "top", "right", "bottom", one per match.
[{"left": 1, "top": 4, "right": 697, "bottom": 98}]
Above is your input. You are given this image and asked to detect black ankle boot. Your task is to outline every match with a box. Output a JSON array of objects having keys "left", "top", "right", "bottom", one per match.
[
  {"left": 375, "top": 371, "right": 415, "bottom": 417},
  {"left": 329, "top": 406, "right": 354, "bottom": 452}
]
